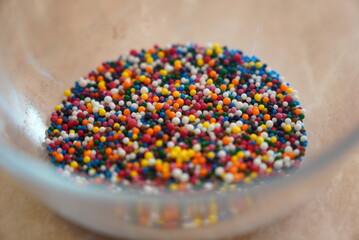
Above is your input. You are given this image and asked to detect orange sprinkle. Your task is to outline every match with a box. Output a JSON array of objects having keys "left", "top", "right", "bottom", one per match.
[
  {"left": 163, "top": 134, "right": 169, "bottom": 141},
  {"left": 97, "top": 75, "right": 104, "bottom": 81},
  {"left": 176, "top": 98, "right": 184, "bottom": 106},
  {"left": 234, "top": 172, "right": 245, "bottom": 182},
  {"left": 168, "top": 111, "right": 176, "bottom": 119},
  {"left": 68, "top": 148, "right": 75, "bottom": 154},
  {"left": 208, "top": 60, "right": 215, "bottom": 67},
  {"left": 144, "top": 77, "right": 151, "bottom": 85},
  {"left": 153, "top": 125, "right": 161, "bottom": 133},
  {"left": 120, "top": 115, "right": 127, "bottom": 122},
  {"left": 105, "top": 148, "right": 112, "bottom": 155},
  {"left": 56, "top": 154, "right": 64, "bottom": 162},
  {"left": 295, "top": 109, "right": 302, "bottom": 115},
  {"left": 166, "top": 99, "right": 173, "bottom": 105},
  {"left": 280, "top": 84, "right": 288, "bottom": 92},
  {"left": 263, "top": 97, "right": 269, "bottom": 103},
  {"left": 173, "top": 103, "right": 180, "bottom": 109},
  {"left": 188, "top": 85, "right": 196, "bottom": 90},
  {"left": 209, "top": 70, "right": 217, "bottom": 78},
  {"left": 242, "top": 114, "right": 249, "bottom": 120},
  {"left": 220, "top": 84, "right": 227, "bottom": 90},
  {"left": 242, "top": 124, "right": 249, "bottom": 131},
  {"left": 145, "top": 67, "right": 153, "bottom": 74},
  {"left": 155, "top": 103, "right": 163, "bottom": 110},
  {"left": 152, "top": 96, "right": 159, "bottom": 102},
  {"left": 223, "top": 97, "right": 231, "bottom": 105},
  {"left": 57, "top": 119, "right": 63, "bottom": 125},
  {"left": 200, "top": 168, "right": 208, "bottom": 176},
  {"left": 146, "top": 128, "right": 154, "bottom": 136},
  {"left": 263, "top": 114, "right": 271, "bottom": 121},
  {"left": 123, "top": 109, "right": 131, "bottom": 116},
  {"left": 232, "top": 78, "right": 239, "bottom": 85},
  {"left": 211, "top": 93, "right": 218, "bottom": 100},
  {"left": 138, "top": 106, "right": 146, "bottom": 112},
  {"left": 122, "top": 80, "right": 131, "bottom": 89},
  {"left": 222, "top": 136, "right": 231, "bottom": 145},
  {"left": 266, "top": 82, "right": 273, "bottom": 87},
  {"left": 132, "top": 128, "right": 140, "bottom": 135},
  {"left": 97, "top": 66, "right": 105, "bottom": 72},
  {"left": 253, "top": 108, "right": 260, "bottom": 116}
]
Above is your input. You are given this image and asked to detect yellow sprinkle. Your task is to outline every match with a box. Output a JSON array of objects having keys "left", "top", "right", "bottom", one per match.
[
  {"left": 53, "top": 129, "right": 59, "bottom": 133},
  {"left": 254, "top": 93, "right": 262, "bottom": 102},
  {"left": 159, "top": 69, "right": 167, "bottom": 76},
  {"left": 206, "top": 78, "right": 213, "bottom": 85},
  {"left": 139, "top": 75, "right": 146, "bottom": 82},
  {"left": 207, "top": 152, "right": 215, "bottom": 158},
  {"left": 93, "top": 126, "right": 99, "bottom": 133},
  {"left": 203, "top": 122, "right": 210, "bottom": 128},
  {"left": 70, "top": 161, "right": 78, "bottom": 169},
  {"left": 216, "top": 105, "right": 222, "bottom": 110},
  {"left": 144, "top": 151, "right": 154, "bottom": 159},
  {"left": 188, "top": 115, "right": 196, "bottom": 122},
  {"left": 255, "top": 62, "right": 262, "bottom": 68},
  {"left": 69, "top": 130, "right": 75, "bottom": 134},
  {"left": 83, "top": 156, "right": 91, "bottom": 163},
  {"left": 173, "top": 91, "right": 180, "bottom": 98},
  {"left": 130, "top": 171, "right": 138, "bottom": 178},
  {"left": 100, "top": 136, "right": 106, "bottom": 142},
  {"left": 157, "top": 51, "right": 165, "bottom": 58},
  {"left": 236, "top": 151, "right": 244, "bottom": 159},
  {"left": 155, "top": 140, "right": 163, "bottom": 147},
  {"left": 256, "top": 136, "right": 264, "bottom": 145},
  {"left": 197, "top": 59, "right": 204, "bottom": 66},
  {"left": 190, "top": 89, "right": 196, "bottom": 96},
  {"left": 286, "top": 88, "right": 293, "bottom": 94},
  {"left": 206, "top": 48, "right": 213, "bottom": 56},
  {"left": 250, "top": 172, "right": 258, "bottom": 179},
  {"left": 132, "top": 133, "right": 138, "bottom": 140},
  {"left": 161, "top": 88, "right": 169, "bottom": 95},
  {"left": 250, "top": 134, "right": 258, "bottom": 141},
  {"left": 146, "top": 57, "right": 153, "bottom": 64},
  {"left": 98, "top": 81, "right": 106, "bottom": 88},
  {"left": 64, "top": 89, "right": 72, "bottom": 97},
  {"left": 55, "top": 105, "right": 62, "bottom": 111},
  {"left": 170, "top": 183, "right": 178, "bottom": 191},
  {"left": 121, "top": 71, "right": 129, "bottom": 78},
  {"left": 265, "top": 168, "right": 273, "bottom": 174},
  {"left": 284, "top": 125, "right": 292, "bottom": 132},
  {"left": 232, "top": 126, "right": 241, "bottom": 134},
  {"left": 141, "top": 159, "right": 148, "bottom": 167},
  {"left": 270, "top": 136, "right": 277, "bottom": 143},
  {"left": 208, "top": 214, "right": 217, "bottom": 224},
  {"left": 98, "top": 108, "right": 106, "bottom": 117},
  {"left": 248, "top": 62, "right": 255, "bottom": 68},
  {"left": 141, "top": 93, "right": 148, "bottom": 100}
]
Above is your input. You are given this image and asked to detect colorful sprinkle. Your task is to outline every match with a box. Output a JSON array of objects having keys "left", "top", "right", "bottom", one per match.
[{"left": 45, "top": 43, "right": 308, "bottom": 192}]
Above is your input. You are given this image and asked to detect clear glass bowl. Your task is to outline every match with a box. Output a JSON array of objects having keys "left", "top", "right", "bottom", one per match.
[{"left": 1, "top": 1, "right": 359, "bottom": 239}]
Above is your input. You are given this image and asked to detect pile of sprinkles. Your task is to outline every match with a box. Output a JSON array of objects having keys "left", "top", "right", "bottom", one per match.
[{"left": 45, "top": 43, "right": 308, "bottom": 193}]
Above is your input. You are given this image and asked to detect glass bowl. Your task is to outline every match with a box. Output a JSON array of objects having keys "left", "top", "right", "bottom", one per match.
[{"left": 1, "top": 1, "right": 359, "bottom": 239}]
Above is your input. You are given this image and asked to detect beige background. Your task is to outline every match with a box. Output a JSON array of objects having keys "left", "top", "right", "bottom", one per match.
[{"left": 1, "top": 149, "right": 359, "bottom": 240}]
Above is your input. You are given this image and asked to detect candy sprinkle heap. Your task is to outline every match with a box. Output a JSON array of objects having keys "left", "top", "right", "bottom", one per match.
[{"left": 45, "top": 43, "right": 308, "bottom": 193}]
